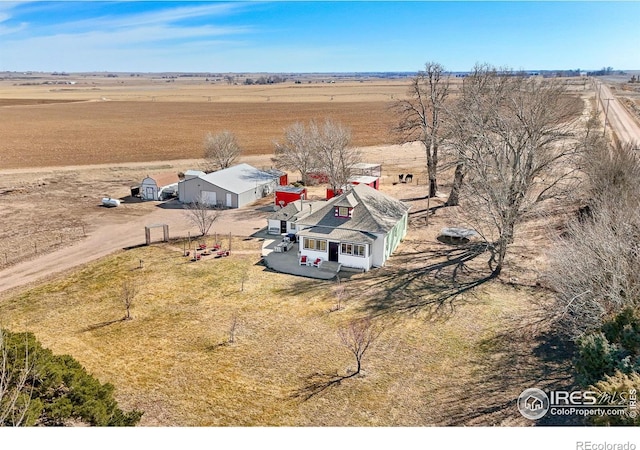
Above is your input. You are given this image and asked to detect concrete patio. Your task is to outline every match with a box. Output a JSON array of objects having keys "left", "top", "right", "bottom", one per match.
[{"left": 261, "top": 236, "right": 342, "bottom": 280}]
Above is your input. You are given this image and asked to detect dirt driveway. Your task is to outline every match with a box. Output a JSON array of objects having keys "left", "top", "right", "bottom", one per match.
[{"left": 0, "top": 199, "right": 272, "bottom": 296}]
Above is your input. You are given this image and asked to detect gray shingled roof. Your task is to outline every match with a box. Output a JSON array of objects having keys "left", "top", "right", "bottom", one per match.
[
  {"left": 297, "top": 226, "right": 376, "bottom": 244},
  {"left": 297, "top": 184, "right": 410, "bottom": 234},
  {"left": 269, "top": 200, "right": 326, "bottom": 222}
]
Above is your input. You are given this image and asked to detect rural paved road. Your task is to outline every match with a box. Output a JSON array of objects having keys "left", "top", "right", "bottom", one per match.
[
  {"left": 0, "top": 202, "right": 270, "bottom": 297},
  {"left": 596, "top": 81, "right": 640, "bottom": 146}
]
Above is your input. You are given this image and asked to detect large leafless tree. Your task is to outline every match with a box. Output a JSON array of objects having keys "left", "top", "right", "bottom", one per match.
[
  {"left": 312, "top": 119, "right": 360, "bottom": 192},
  {"left": 272, "top": 121, "right": 318, "bottom": 186},
  {"left": 204, "top": 130, "right": 242, "bottom": 171},
  {"left": 394, "top": 61, "right": 450, "bottom": 198},
  {"left": 273, "top": 119, "right": 359, "bottom": 191},
  {"left": 449, "top": 67, "right": 583, "bottom": 276}
]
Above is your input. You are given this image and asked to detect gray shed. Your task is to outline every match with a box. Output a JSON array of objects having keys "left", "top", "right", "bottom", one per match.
[{"left": 178, "top": 163, "right": 277, "bottom": 208}]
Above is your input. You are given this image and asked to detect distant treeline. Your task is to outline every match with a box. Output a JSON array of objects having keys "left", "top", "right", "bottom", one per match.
[{"left": 243, "top": 75, "right": 287, "bottom": 85}]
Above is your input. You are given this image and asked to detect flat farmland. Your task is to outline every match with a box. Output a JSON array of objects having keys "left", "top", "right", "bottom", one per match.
[
  {"left": 0, "top": 100, "right": 396, "bottom": 169},
  {"left": 0, "top": 78, "right": 415, "bottom": 169}
]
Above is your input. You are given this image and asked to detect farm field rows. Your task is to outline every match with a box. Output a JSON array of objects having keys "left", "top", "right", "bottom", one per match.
[
  {"left": 0, "top": 77, "right": 417, "bottom": 169},
  {"left": 0, "top": 100, "right": 397, "bottom": 169}
]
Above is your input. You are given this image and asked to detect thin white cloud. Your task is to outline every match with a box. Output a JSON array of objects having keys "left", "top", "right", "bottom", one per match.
[
  {"left": 0, "top": 1, "right": 261, "bottom": 70},
  {"left": 0, "top": 22, "right": 27, "bottom": 36},
  {"left": 41, "top": 2, "right": 248, "bottom": 34}
]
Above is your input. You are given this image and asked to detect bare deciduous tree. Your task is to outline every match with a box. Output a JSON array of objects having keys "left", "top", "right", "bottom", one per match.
[
  {"left": 546, "top": 143, "right": 640, "bottom": 336},
  {"left": 0, "top": 329, "right": 34, "bottom": 427},
  {"left": 184, "top": 194, "right": 221, "bottom": 237},
  {"left": 330, "top": 280, "right": 346, "bottom": 313},
  {"left": 449, "top": 66, "right": 583, "bottom": 276},
  {"left": 394, "top": 61, "right": 451, "bottom": 198},
  {"left": 443, "top": 63, "right": 497, "bottom": 207},
  {"left": 272, "top": 121, "right": 318, "bottom": 186},
  {"left": 121, "top": 279, "right": 137, "bottom": 321},
  {"left": 312, "top": 119, "right": 360, "bottom": 192},
  {"left": 204, "top": 130, "right": 242, "bottom": 171},
  {"left": 338, "top": 317, "right": 383, "bottom": 375},
  {"left": 273, "top": 119, "right": 359, "bottom": 191}
]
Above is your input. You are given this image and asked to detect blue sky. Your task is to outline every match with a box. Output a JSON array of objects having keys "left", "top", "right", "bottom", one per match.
[{"left": 0, "top": 1, "right": 638, "bottom": 73}]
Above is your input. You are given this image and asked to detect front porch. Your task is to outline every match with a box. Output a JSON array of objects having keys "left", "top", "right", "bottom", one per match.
[{"left": 261, "top": 237, "right": 342, "bottom": 280}]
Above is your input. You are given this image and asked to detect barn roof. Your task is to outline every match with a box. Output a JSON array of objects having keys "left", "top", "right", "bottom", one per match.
[{"left": 199, "top": 163, "right": 276, "bottom": 194}]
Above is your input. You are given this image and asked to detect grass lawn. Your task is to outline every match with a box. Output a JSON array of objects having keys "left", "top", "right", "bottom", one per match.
[{"left": 0, "top": 233, "right": 573, "bottom": 426}]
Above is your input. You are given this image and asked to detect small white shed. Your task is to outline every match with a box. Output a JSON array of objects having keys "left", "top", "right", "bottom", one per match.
[{"left": 140, "top": 173, "right": 180, "bottom": 201}]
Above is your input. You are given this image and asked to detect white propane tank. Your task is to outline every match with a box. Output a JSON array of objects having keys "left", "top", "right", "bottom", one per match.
[{"left": 102, "top": 197, "right": 121, "bottom": 207}]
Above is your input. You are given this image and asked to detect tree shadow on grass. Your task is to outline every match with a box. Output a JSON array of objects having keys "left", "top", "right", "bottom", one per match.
[
  {"left": 435, "top": 312, "right": 582, "bottom": 426},
  {"left": 355, "top": 242, "right": 496, "bottom": 319},
  {"left": 290, "top": 370, "right": 360, "bottom": 402},
  {"left": 79, "top": 318, "right": 126, "bottom": 333}
]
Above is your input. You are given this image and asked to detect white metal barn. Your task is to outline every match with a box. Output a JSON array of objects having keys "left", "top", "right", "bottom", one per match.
[
  {"left": 140, "top": 173, "right": 180, "bottom": 201},
  {"left": 178, "top": 163, "right": 277, "bottom": 208}
]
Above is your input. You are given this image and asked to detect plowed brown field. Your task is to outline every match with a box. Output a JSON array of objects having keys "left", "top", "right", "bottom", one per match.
[{"left": 0, "top": 100, "right": 396, "bottom": 169}]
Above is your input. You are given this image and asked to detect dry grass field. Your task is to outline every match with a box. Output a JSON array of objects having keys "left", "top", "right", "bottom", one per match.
[{"left": 0, "top": 199, "right": 574, "bottom": 426}]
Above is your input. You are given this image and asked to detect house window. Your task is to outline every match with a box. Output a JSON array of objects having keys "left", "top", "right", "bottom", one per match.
[
  {"left": 341, "top": 243, "right": 366, "bottom": 257},
  {"left": 303, "top": 238, "right": 327, "bottom": 252},
  {"left": 303, "top": 238, "right": 315, "bottom": 250},
  {"left": 341, "top": 243, "right": 353, "bottom": 255},
  {"left": 290, "top": 223, "right": 296, "bottom": 230},
  {"left": 335, "top": 206, "right": 351, "bottom": 218}
]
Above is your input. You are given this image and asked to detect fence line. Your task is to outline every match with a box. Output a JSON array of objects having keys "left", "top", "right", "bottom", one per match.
[{"left": 0, "top": 225, "right": 86, "bottom": 269}]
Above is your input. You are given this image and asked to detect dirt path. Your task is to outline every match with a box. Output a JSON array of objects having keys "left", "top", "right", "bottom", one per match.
[{"left": 0, "top": 203, "right": 270, "bottom": 297}]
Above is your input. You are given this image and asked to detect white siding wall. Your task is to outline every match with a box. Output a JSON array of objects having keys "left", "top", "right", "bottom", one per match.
[
  {"left": 371, "top": 233, "right": 386, "bottom": 267},
  {"left": 299, "top": 248, "right": 328, "bottom": 263},
  {"left": 286, "top": 221, "right": 298, "bottom": 234},
  {"left": 267, "top": 219, "right": 281, "bottom": 234},
  {"left": 339, "top": 252, "right": 372, "bottom": 271}
]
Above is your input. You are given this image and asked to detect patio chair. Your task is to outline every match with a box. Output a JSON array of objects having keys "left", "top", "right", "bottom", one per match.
[
  {"left": 312, "top": 258, "right": 322, "bottom": 268},
  {"left": 299, "top": 255, "right": 308, "bottom": 266}
]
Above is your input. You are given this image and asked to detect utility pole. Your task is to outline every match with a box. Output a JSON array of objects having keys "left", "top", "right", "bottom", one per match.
[{"left": 603, "top": 98, "right": 612, "bottom": 137}]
